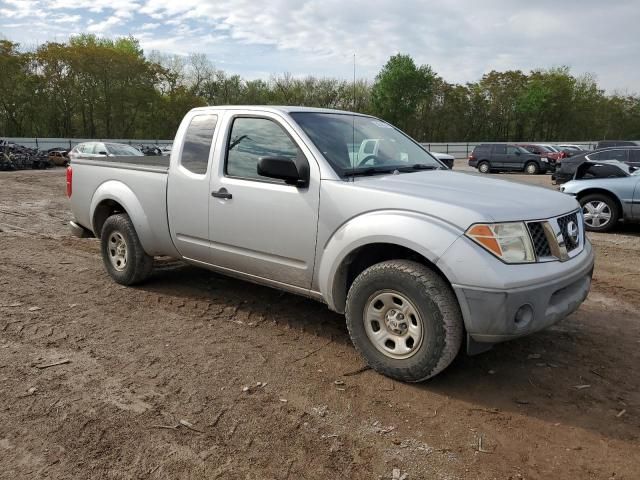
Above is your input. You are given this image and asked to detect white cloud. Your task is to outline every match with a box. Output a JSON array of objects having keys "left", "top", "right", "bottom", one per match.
[{"left": 0, "top": 0, "right": 638, "bottom": 91}]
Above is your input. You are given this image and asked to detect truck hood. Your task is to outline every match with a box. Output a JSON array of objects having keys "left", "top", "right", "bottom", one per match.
[{"left": 352, "top": 170, "right": 579, "bottom": 226}]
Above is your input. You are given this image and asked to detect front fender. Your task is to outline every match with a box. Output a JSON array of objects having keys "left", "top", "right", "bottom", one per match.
[
  {"left": 90, "top": 180, "right": 157, "bottom": 255},
  {"left": 316, "top": 210, "right": 463, "bottom": 312}
]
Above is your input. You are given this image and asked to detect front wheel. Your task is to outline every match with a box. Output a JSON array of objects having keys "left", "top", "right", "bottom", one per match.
[
  {"left": 100, "top": 213, "right": 153, "bottom": 285},
  {"left": 580, "top": 194, "right": 619, "bottom": 232},
  {"left": 345, "top": 260, "right": 463, "bottom": 382},
  {"left": 524, "top": 161, "right": 539, "bottom": 175}
]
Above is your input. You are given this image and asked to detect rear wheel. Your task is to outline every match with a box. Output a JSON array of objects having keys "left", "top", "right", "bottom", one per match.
[
  {"left": 478, "top": 161, "right": 490, "bottom": 174},
  {"left": 345, "top": 260, "right": 463, "bottom": 382},
  {"left": 100, "top": 213, "right": 153, "bottom": 285},
  {"left": 524, "top": 161, "right": 539, "bottom": 175},
  {"left": 580, "top": 194, "right": 619, "bottom": 232}
]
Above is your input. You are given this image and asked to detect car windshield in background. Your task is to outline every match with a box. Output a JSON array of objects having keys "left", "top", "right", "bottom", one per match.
[
  {"left": 106, "top": 143, "right": 144, "bottom": 156},
  {"left": 290, "top": 112, "right": 442, "bottom": 177}
]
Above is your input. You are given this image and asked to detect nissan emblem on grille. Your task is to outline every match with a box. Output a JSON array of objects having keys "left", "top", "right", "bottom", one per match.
[{"left": 566, "top": 221, "right": 579, "bottom": 246}]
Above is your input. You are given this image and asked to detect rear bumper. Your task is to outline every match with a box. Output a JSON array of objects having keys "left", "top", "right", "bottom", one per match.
[
  {"left": 452, "top": 241, "right": 594, "bottom": 343},
  {"left": 69, "top": 220, "right": 93, "bottom": 238}
]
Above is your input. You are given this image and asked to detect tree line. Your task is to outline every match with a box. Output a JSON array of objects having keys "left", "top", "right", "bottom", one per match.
[{"left": 1, "top": 35, "right": 639, "bottom": 142}]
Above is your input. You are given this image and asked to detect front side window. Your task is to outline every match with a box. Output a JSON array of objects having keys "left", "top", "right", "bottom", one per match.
[
  {"left": 290, "top": 112, "right": 441, "bottom": 176},
  {"left": 226, "top": 117, "right": 301, "bottom": 181},
  {"left": 506, "top": 146, "right": 519, "bottom": 155},
  {"left": 181, "top": 114, "right": 218, "bottom": 175}
]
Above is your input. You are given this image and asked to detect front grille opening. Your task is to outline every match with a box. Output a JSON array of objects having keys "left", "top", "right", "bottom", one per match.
[{"left": 528, "top": 222, "right": 552, "bottom": 258}]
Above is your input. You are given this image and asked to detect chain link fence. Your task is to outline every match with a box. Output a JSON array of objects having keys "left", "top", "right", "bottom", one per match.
[
  {"left": 1, "top": 137, "right": 173, "bottom": 151},
  {"left": 2, "top": 137, "right": 598, "bottom": 158},
  {"left": 420, "top": 141, "right": 597, "bottom": 159}
]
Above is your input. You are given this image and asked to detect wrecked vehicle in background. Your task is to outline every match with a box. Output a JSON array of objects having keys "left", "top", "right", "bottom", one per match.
[{"left": 560, "top": 160, "right": 640, "bottom": 232}]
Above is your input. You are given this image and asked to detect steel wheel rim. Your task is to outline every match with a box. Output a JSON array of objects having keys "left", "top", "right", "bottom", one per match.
[
  {"left": 526, "top": 164, "right": 536, "bottom": 174},
  {"left": 108, "top": 231, "right": 128, "bottom": 271},
  {"left": 479, "top": 163, "right": 489, "bottom": 173},
  {"left": 364, "top": 290, "right": 424, "bottom": 359},
  {"left": 583, "top": 201, "right": 612, "bottom": 228}
]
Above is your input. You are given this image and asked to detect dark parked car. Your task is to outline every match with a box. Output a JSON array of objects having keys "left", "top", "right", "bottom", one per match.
[
  {"left": 596, "top": 140, "right": 640, "bottom": 149},
  {"left": 552, "top": 146, "right": 640, "bottom": 184},
  {"left": 468, "top": 143, "right": 548, "bottom": 174}
]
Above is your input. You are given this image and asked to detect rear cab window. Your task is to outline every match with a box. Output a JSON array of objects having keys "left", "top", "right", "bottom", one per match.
[{"left": 181, "top": 114, "right": 218, "bottom": 175}]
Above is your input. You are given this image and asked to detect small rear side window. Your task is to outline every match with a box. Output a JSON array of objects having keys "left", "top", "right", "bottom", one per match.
[
  {"left": 474, "top": 145, "right": 490, "bottom": 154},
  {"left": 181, "top": 114, "right": 218, "bottom": 175}
]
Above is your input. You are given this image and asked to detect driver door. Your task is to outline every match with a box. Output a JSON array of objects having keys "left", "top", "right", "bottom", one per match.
[{"left": 208, "top": 111, "right": 320, "bottom": 289}]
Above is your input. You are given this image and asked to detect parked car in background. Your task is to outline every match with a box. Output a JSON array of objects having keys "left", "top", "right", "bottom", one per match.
[
  {"left": 556, "top": 144, "right": 585, "bottom": 152},
  {"left": 468, "top": 143, "right": 548, "bottom": 174},
  {"left": 66, "top": 105, "right": 593, "bottom": 382},
  {"left": 560, "top": 160, "right": 640, "bottom": 232},
  {"left": 518, "top": 143, "right": 564, "bottom": 170},
  {"left": 69, "top": 142, "right": 144, "bottom": 160},
  {"left": 48, "top": 150, "right": 69, "bottom": 166},
  {"left": 429, "top": 151, "right": 454, "bottom": 169},
  {"left": 555, "top": 144, "right": 585, "bottom": 158},
  {"left": 596, "top": 140, "right": 640, "bottom": 149},
  {"left": 552, "top": 146, "right": 640, "bottom": 184}
]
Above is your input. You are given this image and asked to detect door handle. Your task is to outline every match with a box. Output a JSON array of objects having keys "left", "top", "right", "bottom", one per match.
[{"left": 211, "top": 187, "right": 232, "bottom": 199}]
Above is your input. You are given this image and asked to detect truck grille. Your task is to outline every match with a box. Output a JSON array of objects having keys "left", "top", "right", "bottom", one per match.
[
  {"left": 557, "top": 212, "right": 580, "bottom": 251},
  {"left": 526, "top": 210, "right": 583, "bottom": 262},
  {"left": 527, "top": 222, "right": 552, "bottom": 257}
]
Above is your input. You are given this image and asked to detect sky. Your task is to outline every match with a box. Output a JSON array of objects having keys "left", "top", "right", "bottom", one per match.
[{"left": 1, "top": 0, "right": 639, "bottom": 92}]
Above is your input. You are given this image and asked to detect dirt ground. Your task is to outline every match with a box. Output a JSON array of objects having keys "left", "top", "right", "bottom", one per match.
[{"left": 0, "top": 167, "right": 639, "bottom": 480}]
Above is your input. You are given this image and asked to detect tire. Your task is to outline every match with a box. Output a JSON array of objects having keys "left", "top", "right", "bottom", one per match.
[
  {"left": 580, "top": 193, "right": 619, "bottom": 232},
  {"left": 478, "top": 161, "right": 490, "bottom": 174},
  {"left": 345, "top": 260, "right": 463, "bottom": 382},
  {"left": 100, "top": 213, "right": 153, "bottom": 285},
  {"left": 524, "top": 161, "right": 539, "bottom": 175}
]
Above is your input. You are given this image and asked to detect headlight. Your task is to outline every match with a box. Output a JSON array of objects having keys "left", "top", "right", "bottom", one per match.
[
  {"left": 541, "top": 158, "right": 549, "bottom": 162},
  {"left": 466, "top": 222, "right": 535, "bottom": 263}
]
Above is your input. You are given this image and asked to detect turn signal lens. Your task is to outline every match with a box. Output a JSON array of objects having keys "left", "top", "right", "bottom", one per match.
[{"left": 466, "top": 222, "right": 535, "bottom": 263}]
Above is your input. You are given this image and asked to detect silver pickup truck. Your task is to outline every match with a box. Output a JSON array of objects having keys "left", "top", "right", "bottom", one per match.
[{"left": 68, "top": 106, "right": 594, "bottom": 381}]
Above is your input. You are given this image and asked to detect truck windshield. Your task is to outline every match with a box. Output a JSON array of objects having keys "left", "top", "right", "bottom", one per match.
[{"left": 290, "top": 112, "right": 442, "bottom": 177}]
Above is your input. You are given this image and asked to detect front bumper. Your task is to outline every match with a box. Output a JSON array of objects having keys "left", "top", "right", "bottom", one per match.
[{"left": 450, "top": 240, "right": 594, "bottom": 344}]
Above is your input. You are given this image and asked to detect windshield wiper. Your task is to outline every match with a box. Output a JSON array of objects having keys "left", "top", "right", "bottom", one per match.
[
  {"left": 348, "top": 163, "right": 440, "bottom": 177},
  {"left": 349, "top": 167, "right": 398, "bottom": 177},
  {"left": 409, "top": 163, "right": 440, "bottom": 170}
]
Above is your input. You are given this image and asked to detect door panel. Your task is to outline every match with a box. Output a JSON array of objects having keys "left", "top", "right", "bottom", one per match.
[
  {"left": 506, "top": 145, "right": 521, "bottom": 170},
  {"left": 492, "top": 145, "right": 507, "bottom": 167},
  {"left": 167, "top": 114, "right": 218, "bottom": 261},
  {"left": 208, "top": 112, "right": 320, "bottom": 288}
]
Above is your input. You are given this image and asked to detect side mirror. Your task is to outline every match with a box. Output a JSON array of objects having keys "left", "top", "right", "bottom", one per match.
[
  {"left": 515, "top": 150, "right": 521, "bottom": 155},
  {"left": 257, "top": 156, "right": 309, "bottom": 186}
]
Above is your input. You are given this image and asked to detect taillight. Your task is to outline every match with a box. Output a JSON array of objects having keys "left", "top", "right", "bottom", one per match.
[
  {"left": 66, "top": 166, "right": 72, "bottom": 198},
  {"left": 469, "top": 154, "right": 475, "bottom": 160}
]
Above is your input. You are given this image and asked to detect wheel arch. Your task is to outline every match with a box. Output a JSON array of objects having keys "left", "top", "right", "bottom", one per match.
[
  {"left": 316, "top": 211, "right": 463, "bottom": 314},
  {"left": 89, "top": 181, "right": 154, "bottom": 253}
]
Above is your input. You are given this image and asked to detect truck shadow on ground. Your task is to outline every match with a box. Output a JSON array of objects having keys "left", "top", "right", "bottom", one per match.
[{"left": 137, "top": 259, "right": 639, "bottom": 444}]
